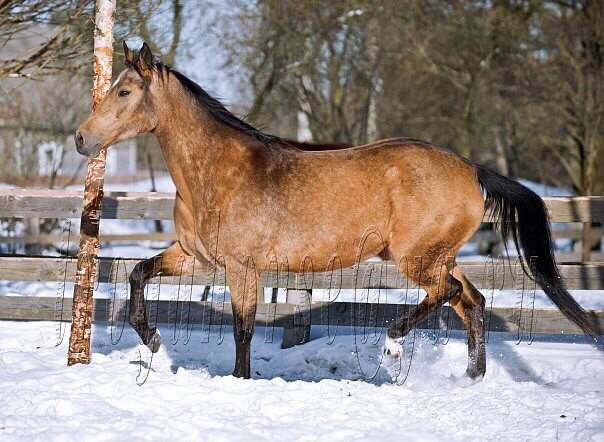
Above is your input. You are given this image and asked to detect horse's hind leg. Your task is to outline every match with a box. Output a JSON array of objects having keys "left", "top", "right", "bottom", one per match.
[
  {"left": 385, "top": 259, "right": 463, "bottom": 355},
  {"left": 450, "top": 267, "right": 486, "bottom": 379},
  {"left": 129, "top": 241, "right": 193, "bottom": 352}
]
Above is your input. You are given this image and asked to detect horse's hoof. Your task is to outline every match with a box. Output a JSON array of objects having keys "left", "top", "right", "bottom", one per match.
[
  {"left": 146, "top": 330, "right": 161, "bottom": 353},
  {"left": 382, "top": 336, "right": 403, "bottom": 359},
  {"left": 381, "top": 336, "right": 406, "bottom": 381},
  {"left": 232, "top": 368, "right": 250, "bottom": 379},
  {"left": 465, "top": 368, "right": 485, "bottom": 381}
]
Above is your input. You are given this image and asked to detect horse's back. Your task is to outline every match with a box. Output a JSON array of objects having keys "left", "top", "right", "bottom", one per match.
[{"left": 223, "top": 136, "right": 487, "bottom": 267}]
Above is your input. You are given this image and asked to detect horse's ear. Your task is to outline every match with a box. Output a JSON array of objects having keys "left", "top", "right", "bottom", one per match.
[
  {"left": 123, "top": 40, "right": 134, "bottom": 66},
  {"left": 137, "top": 42, "right": 155, "bottom": 75}
]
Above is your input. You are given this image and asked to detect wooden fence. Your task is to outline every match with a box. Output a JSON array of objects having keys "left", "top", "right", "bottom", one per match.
[
  {"left": 0, "top": 189, "right": 603, "bottom": 347},
  {"left": 2, "top": 189, "right": 602, "bottom": 259},
  {"left": 2, "top": 189, "right": 603, "bottom": 221},
  {"left": 3, "top": 232, "right": 601, "bottom": 262}
]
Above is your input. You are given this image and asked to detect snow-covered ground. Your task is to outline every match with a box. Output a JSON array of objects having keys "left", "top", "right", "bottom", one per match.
[{"left": 0, "top": 321, "right": 602, "bottom": 441}]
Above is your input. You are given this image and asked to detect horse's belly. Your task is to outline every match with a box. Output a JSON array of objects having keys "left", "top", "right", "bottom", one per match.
[{"left": 215, "top": 212, "right": 389, "bottom": 271}]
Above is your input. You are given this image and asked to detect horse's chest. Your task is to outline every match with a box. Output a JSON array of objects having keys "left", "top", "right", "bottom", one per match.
[
  {"left": 187, "top": 208, "right": 221, "bottom": 260},
  {"left": 194, "top": 204, "right": 269, "bottom": 258}
]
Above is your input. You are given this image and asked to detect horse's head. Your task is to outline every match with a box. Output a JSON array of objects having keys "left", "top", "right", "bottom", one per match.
[{"left": 75, "top": 42, "right": 160, "bottom": 158}]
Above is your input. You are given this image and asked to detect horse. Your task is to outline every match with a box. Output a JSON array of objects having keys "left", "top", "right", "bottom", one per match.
[
  {"left": 198, "top": 138, "right": 378, "bottom": 303},
  {"left": 74, "top": 42, "right": 600, "bottom": 380},
  {"left": 198, "top": 139, "right": 355, "bottom": 302}
]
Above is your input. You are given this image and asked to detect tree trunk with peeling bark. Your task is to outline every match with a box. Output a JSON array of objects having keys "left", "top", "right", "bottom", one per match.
[{"left": 67, "top": 0, "right": 116, "bottom": 366}]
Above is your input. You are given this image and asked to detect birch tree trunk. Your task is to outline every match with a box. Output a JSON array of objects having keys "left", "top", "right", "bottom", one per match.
[{"left": 67, "top": 0, "right": 116, "bottom": 366}]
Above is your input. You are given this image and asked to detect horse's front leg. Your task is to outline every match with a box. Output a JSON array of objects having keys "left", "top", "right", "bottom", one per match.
[
  {"left": 385, "top": 266, "right": 463, "bottom": 356},
  {"left": 129, "top": 241, "right": 194, "bottom": 352},
  {"left": 228, "top": 259, "right": 259, "bottom": 379}
]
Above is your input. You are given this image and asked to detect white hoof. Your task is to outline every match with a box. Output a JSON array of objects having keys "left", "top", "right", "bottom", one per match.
[
  {"left": 382, "top": 336, "right": 406, "bottom": 381},
  {"left": 383, "top": 336, "right": 403, "bottom": 359}
]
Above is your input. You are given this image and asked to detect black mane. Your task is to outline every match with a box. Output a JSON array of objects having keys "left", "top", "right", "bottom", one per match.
[{"left": 165, "top": 65, "right": 283, "bottom": 148}]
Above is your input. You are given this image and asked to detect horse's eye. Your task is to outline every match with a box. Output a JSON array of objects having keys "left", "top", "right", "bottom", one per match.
[{"left": 118, "top": 90, "right": 131, "bottom": 97}]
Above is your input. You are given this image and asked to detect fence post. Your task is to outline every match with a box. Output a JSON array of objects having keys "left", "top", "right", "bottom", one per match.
[
  {"left": 67, "top": 0, "right": 116, "bottom": 366},
  {"left": 282, "top": 289, "right": 312, "bottom": 349},
  {"left": 24, "top": 217, "right": 41, "bottom": 255}
]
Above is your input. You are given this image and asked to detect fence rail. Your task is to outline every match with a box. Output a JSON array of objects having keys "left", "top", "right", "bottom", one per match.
[
  {"left": 0, "top": 232, "right": 177, "bottom": 245},
  {"left": 3, "top": 228, "right": 601, "bottom": 244},
  {"left": 0, "top": 256, "right": 603, "bottom": 290},
  {"left": 2, "top": 189, "right": 603, "bottom": 222},
  {"left": 1, "top": 297, "right": 602, "bottom": 336}
]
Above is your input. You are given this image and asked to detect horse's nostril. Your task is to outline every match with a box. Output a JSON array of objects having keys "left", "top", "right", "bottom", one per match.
[{"left": 75, "top": 132, "right": 85, "bottom": 149}]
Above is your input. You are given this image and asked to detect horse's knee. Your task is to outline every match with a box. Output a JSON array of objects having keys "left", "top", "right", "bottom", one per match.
[
  {"left": 233, "top": 316, "right": 255, "bottom": 345},
  {"left": 129, "top": 260, "right": 149, "bottom": 292},
  {"left": 128, "top": 261, "right": 150, "bottom": 322}
]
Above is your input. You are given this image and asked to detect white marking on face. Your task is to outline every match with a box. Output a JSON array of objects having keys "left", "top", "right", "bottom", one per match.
[{"left": 111, "top": 69, "right": 128, "bottom": 89}]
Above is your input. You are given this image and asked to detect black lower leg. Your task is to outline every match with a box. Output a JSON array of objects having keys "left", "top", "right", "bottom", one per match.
[
  {"left": 231, "top": 306, "right": 254, "bottom": 378},
  {"left": 233, "top": 342, "right": 251, "bottom": 378},
  {"left": 232, "top": 322, "right": 252, "bottom": 378},
  {"left": 465, "top": 297, "right": 486, "bottom": 379},
  {"left": 129, "top": 257, "right": 160, "bottom": 351},
  {"left": 387, "top": 306, "right": 424, "bottom": 340}
]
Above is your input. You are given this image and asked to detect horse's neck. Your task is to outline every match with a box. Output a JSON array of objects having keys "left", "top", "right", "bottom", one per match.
[{"left": 152, "top": 100, "right": 257, "bottom": 208}]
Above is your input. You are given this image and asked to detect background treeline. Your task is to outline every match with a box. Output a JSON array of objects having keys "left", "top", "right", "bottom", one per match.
[
  {"left": 221, "top": 0, "right": 603, "bottom": 196},
  {"left": 0, "top": 0, "right": 602, "bottom": 196}
]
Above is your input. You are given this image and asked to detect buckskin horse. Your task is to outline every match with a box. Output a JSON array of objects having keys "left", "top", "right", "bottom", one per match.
[{"left": 75, "top": 42, "right": 600, "bottom": 380}]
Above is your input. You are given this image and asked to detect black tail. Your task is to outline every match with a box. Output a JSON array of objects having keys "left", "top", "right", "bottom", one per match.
[{"left": 475, "top": 165, "right": 601, "bottom": 342}]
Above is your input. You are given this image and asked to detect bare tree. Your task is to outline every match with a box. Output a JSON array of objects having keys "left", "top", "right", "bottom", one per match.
[
  {"left": 68, "top": 0, "right": 115, "bottom": 367},
  {"left": 0, "top": 0, "right": 169, "bottom": 80},
  {"left": 538, "top": 1, "right": 604, "bottom": 261},
  {"left": 222, "top": 0, "right": 384, "bottom": 144},
  {"left": 539, "top": 1, "right": 603, "bottom": 197},
  {"left": 0, "top": 0, "right": 95, "bottom": 79}
]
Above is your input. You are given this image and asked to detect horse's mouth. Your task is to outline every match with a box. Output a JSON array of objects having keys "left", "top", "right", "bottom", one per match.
[{"left": 76, "top": 142, "right": 102, "bottom": 158}]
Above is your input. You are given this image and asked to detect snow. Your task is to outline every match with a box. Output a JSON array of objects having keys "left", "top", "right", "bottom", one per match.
[{"left": 0, "top": 322, "right": 602, "bottom": 441}]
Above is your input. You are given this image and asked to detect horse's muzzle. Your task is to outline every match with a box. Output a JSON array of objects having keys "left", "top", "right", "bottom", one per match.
[{"left": 75, "top": 131, "right": 102, "bottom": 158}]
